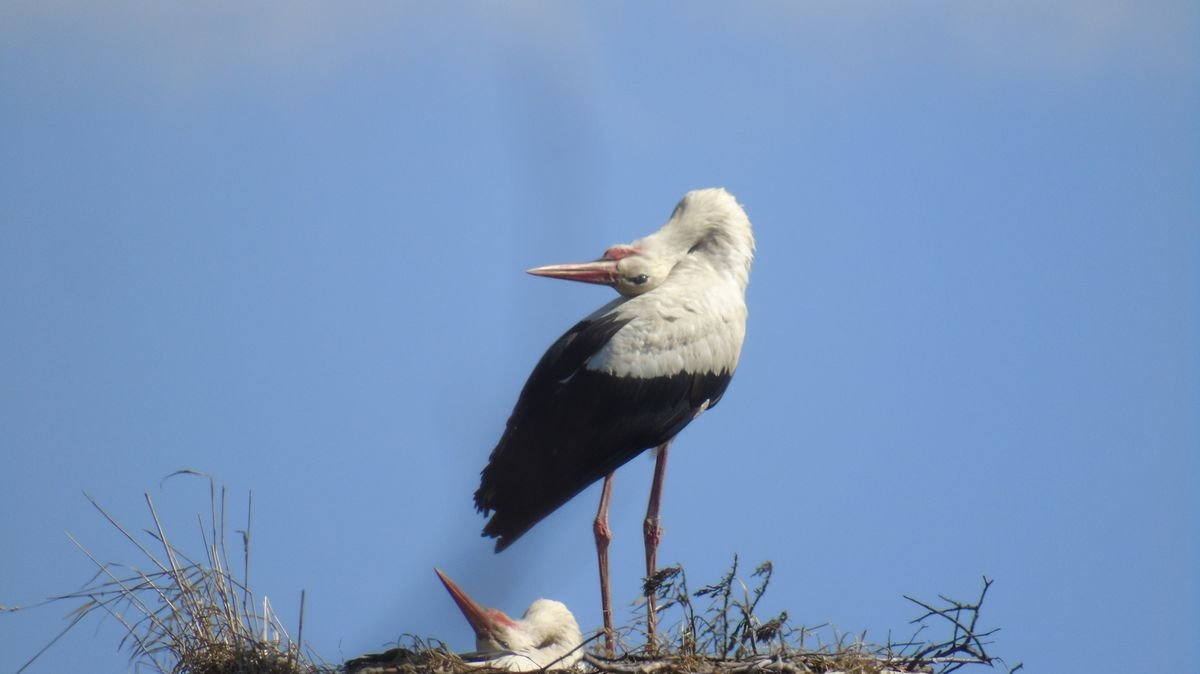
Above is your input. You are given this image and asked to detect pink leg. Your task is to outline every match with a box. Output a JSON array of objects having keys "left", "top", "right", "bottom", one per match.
[
  {"left": 594, "top": 472, "right": 616, "bottom": 656},
  {"left": 643, "top": 442, "right": 671, "bottom": 651}
]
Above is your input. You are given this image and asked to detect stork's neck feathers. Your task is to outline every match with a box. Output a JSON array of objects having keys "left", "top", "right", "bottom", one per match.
[
  {"left": 642, "top": 187, "right": 755, "bottom": 294},
  {"left": 584, "top": 188, "right": 755, "bottom": 380},
  {"left": 474, "top": 599, "right": 583, "bottom": 671}
]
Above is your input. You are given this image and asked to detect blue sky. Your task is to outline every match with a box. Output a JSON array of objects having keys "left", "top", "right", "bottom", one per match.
[{"left": 1, "top": 2, "right": 1196, "bottom": 672}]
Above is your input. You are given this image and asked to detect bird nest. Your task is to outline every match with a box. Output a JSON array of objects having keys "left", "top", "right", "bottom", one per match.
[
  {"left": 2, "top": 476, "right": 1020, "bottom": 674},
  {"left": 2, "top": 473, "right": 332, "bottom": 674},
  {"left": 347, "top": 561, "right": 1019, "bottom": 674}
]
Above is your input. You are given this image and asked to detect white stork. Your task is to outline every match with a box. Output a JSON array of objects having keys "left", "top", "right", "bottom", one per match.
[
  {"left": 474, "top": 188, "right": 755, "bottom": 652},
  {"left": 436, "top": 569, "right": 584, "bottom": 672}
]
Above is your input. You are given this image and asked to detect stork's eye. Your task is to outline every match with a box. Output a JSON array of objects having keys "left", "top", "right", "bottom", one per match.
[{"left": 628, "top": 274, "right": 649, "bottom": 285}]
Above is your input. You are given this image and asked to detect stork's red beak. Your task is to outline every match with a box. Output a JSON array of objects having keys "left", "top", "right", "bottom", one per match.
[
  {"left": 435, "top": 568, "right": 517, "bottom": 638},
  {"left": 527, "top": 258, "right": 619, "bottom": 286}
]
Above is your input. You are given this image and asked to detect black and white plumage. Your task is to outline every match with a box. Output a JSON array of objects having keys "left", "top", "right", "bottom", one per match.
[
  {"left": 435, "top": 569, "right": 584, "bottom": 672},
  {"left": 473, "top": 187, "right": 754, "bottom": 650},
  {"left": 475, "top": 187, "right": 754, "bottom": 547}
]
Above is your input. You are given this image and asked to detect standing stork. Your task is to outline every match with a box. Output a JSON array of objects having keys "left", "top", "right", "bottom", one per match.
[{"left": 474, "top": 188, "right": 755, "bottom": 652}]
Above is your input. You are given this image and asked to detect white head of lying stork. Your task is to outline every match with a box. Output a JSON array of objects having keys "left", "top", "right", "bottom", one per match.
[
  {"left": 473, "top": 188, "right": 755, "bottom": 652},
  {"left": 435, "top": 569, "right": 584, "bottom": 672}
]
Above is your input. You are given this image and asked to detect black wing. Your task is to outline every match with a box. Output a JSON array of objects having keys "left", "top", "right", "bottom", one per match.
[{"left": 474, "top": 311, "right": 732, "bottom": 551}]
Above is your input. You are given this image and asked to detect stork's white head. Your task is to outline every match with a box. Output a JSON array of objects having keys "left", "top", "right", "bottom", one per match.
[
  {"left": 435, "top": 569, "right": 584, "bottom": 671},
  {"left": 528, "top": 187, "right": 755, "bottom": 298}
]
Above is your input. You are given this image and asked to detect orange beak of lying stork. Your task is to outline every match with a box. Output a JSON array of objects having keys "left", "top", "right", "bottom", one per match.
[
  {"left": 526, "top": 244, "right": 638, "bottom": 286},
  {"left": 435, "top": 568, "right": 518, "bottom": 644}
]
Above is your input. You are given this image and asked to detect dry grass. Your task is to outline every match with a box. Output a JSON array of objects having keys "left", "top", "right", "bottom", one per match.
[
  {"left": 2, "top": 471, "right": 331, "bottom": 674},
  {"left": 4, "top": 478, "right": 1019, "bottom": 674},
  {"left": 576, "top": 557, "right": 1022, "bottom": 674},
  {"left": 350, "top": 559, "right": 1021, "bottom": 674}
]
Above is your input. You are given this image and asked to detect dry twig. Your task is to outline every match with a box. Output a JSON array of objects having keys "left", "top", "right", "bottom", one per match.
[{"left": 1, "top": 472, "right": 331, "bottom": 674}]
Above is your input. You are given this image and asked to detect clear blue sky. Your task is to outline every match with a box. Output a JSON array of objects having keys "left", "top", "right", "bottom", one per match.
[{"left": 2, "top": 2, "right": 1196, "bottom": 672}]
